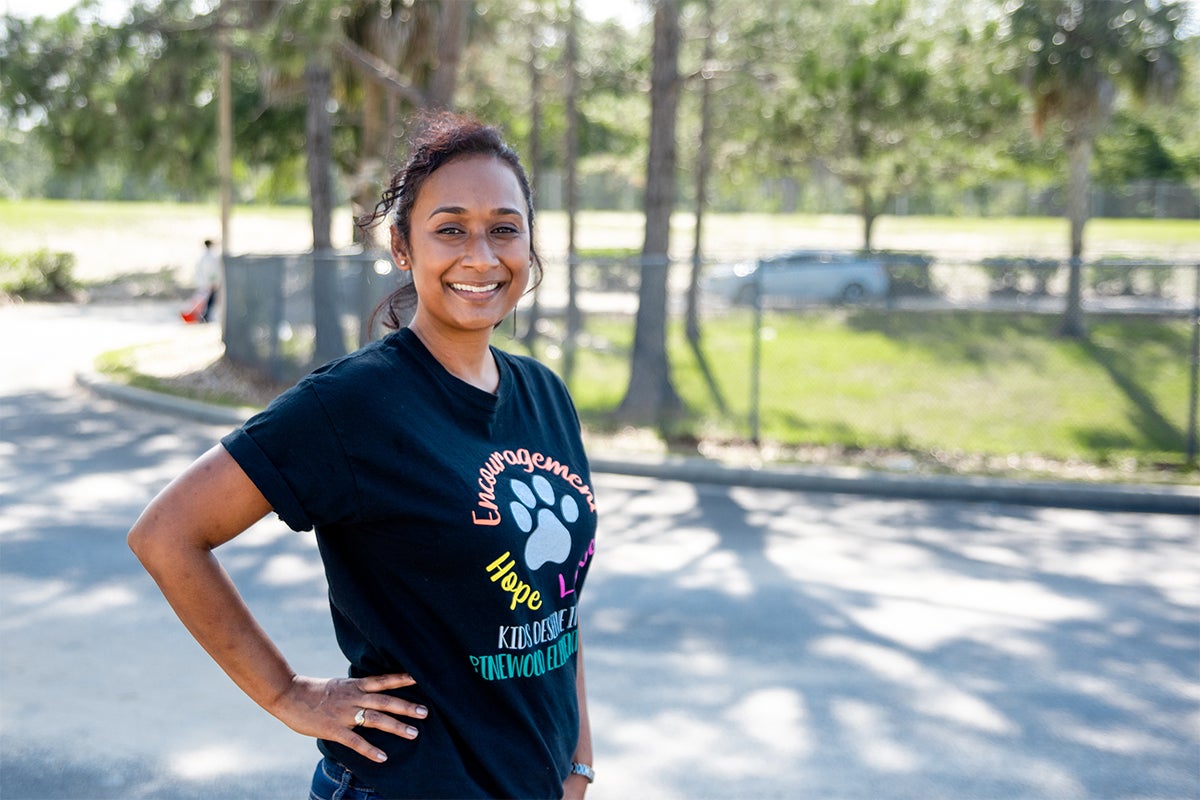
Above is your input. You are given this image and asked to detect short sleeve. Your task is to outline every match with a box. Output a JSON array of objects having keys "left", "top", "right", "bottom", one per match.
[{"left": 221, "top": 382, "right": 357, "bottom": 531}]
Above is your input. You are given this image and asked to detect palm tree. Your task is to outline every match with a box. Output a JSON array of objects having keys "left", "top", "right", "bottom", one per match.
[{"left": 1006, "top": 0, "right": 1185, "bottom": 338}]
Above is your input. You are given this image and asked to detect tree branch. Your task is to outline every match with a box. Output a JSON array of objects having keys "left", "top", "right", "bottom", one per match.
[{"left": 335, "top": 39, "right": 426, "bottom": 107}]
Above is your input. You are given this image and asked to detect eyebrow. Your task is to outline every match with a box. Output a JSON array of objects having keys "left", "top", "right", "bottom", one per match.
[{"left": 427, "top": 205, "right": 525, "bottom": 220}]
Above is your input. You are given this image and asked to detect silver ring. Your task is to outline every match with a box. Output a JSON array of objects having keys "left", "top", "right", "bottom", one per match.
[{"left": 354, "top": 708, "right": 367, "bottom": 728}]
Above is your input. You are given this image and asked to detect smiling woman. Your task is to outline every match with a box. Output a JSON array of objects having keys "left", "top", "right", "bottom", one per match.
[{"left": 127, "top": 111, "right": 598, "bottom": 800}]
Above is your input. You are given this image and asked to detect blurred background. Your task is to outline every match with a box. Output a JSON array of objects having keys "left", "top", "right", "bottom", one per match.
[{"left": 2, "top": 0, "right": 1198, "bottom": 483}]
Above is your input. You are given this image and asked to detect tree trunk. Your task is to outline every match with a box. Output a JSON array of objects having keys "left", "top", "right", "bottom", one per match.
[
  {"left": 351, "top": 76, "right": 387, "bottom": 249},
  {"left": 521, "top": 17, "right": 544, "bottom": 350},
  {"left": 686, "top": 0, "right": 714, "bottom": 346},
  {"left": 427, "top": 0, "right": 470, "bottom": 109},
  {"left": 859, "top": 188, "right": 878, "bottom": 253},
  {"left": 348, "top": 13, "right": 403, "bottom": 250},
  {"left": 306, "top": 58, "right": 346, "bottom": 365},
  {"left": 684, "top": 0, "right": 727, "bottom": 415},
  {"left": 615, "top": 0, "right": 684, "bottom": 425},
  {"left": 562, "top": 0, "right": 581, "bottom": 384},
  {"left": 1058, "top": 133, "right": 1091, "bottom": 338}
]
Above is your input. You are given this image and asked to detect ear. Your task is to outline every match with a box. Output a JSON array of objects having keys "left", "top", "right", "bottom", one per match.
[{"left": 390, "top": 227, "right": 410, "bottom": 270}]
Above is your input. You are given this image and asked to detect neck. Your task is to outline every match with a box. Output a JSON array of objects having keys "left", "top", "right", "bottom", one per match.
[{"left": 408, "top": 318, "right": 499, "bottom": 394}]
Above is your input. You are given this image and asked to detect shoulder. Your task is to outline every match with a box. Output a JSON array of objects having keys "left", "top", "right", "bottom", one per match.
[{"left": 305, "top": 333, "right": 406, "bottom": 386}]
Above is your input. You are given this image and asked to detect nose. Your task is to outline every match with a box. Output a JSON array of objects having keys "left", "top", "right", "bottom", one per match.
[{"left": 462, "top": 231, "right": 499, "bottom": 269}]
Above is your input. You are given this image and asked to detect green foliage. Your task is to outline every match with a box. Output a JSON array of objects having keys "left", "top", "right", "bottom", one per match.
[
  {"left": 750, "top": 0, "right": 1021, "bottom": 245},
  {"left": 1089, "top": 256, "right": 1173, "bottom": 297},
  {"left": 981, "top": 256, "right": 1061, "bottom": 295},
  {"left": 0, "top": 249, "right": 78, "bottom": 298},
  {"left": 1, "top": 0, "right": 1197, "bottom": 220}
]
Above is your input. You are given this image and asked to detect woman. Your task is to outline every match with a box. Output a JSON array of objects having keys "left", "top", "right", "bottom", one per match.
[{"left": 128, "top": 112, "right": 597, "bottom": 800}]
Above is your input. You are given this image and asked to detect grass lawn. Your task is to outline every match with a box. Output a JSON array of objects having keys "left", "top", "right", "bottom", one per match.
[{"left": 511, "top": 309, "right": 1195, "bottom": 477}]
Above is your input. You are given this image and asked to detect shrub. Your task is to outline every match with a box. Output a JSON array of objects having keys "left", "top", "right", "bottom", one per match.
[
  {"left": 0, "top": 249, "right": 79, "bottom": 300},
  {"left": 981, "top": 256, "right": 1060, "bottom": 296},
  {"left": 874, "top": 251, "right": 938, "bottom": 298},
  {"left": 1089, "top": 257, "right": 1171, "bottom": 297}
]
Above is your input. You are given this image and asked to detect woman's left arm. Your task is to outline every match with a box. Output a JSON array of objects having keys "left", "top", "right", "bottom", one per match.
[{"left": 563, "top": 636, "right": 594, "bottom": 800}]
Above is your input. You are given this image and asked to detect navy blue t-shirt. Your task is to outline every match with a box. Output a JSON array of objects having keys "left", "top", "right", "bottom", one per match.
[{"left": 221, "top": 327, "right": 597, "bottom": 799}]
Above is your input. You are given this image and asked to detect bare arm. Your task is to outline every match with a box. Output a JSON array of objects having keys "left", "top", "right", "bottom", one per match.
[
  {"left": 563, "top": 636, "right": 594, "bottom": 799},
  {"left": 127, "top": 444, "right": 426, "bottom": 763}
]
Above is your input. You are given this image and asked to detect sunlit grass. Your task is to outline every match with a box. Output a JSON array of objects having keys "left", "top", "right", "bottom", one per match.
[{"left": 510, "top": 310, "right": 1194, "bottom": 469}]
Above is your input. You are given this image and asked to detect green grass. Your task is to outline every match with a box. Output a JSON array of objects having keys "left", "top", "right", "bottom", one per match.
[{"left": 509, "top": 310, "right": 1195, "bottom": 472}]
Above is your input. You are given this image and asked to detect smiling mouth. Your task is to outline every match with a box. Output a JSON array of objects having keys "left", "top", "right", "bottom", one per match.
[{"left": 449, "top": 282, "right": 501, "bottom": 294}]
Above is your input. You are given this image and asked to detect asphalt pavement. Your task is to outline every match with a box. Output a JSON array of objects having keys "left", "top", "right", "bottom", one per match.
[{"left": 2, "top": 300, "right": 1198, "bottom": 799}]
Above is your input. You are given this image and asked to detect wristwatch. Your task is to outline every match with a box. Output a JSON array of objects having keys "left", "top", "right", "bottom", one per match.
[{"left": 570, "top": 762, "right": 596, "bottom": 783}]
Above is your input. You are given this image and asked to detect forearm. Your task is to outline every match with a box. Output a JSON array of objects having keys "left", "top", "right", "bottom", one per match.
[
  {"left": 128, "top": 445, "right": 295, "bottom": 716},
  {"left": 135, "top": 532, "right": 296, "bottom": 714},
  {"left": 573, "top": 638, "right": 593, "bottom": 766},
  {"left": 564, "top": 637, "right": 593, "bottom": 798}
]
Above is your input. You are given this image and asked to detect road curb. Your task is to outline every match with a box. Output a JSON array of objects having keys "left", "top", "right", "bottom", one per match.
[
  {"left": 590, "top": 456, "right": 1200, "bottom": 515},
  {"left": 79, "top": 372, "right": 1200, "bottom": 516},
  {"left": 76, "top": 371, "right": 257, "bottom": 427}
]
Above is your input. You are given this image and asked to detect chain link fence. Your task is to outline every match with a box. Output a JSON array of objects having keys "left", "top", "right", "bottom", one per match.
[
  {"left": 222, "top": 250, "right": 1200, "bottom": 470},
  {"left": 223, "top": 250, "right": 409, "bottom": 383}
]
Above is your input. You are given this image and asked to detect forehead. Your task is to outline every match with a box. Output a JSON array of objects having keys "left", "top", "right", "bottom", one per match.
[{"left": 416, "top": 154, "right": 526, "bottom": 213}]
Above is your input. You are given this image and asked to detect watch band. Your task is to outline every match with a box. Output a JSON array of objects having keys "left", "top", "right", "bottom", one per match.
[{"left": 570, "top": 761, "right": 596, "bottom": 783}]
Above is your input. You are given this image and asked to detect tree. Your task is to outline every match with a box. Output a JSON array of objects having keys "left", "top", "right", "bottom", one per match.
[
  {"left": 615, "top": 0, "right": 684, "bottom": 425},
  {"left": 0, "top": 1, "right": 314, "bottom": 201},
  {"left": 762, "top": 0, "right": 1016, "bottom": 251},
  {"left": 563, "top": 0, "right": 582, "bottom": 384},
  {"left": 682, "top": 0, "right": 727, "bottom": 414},
  {"left": 1005, "top": 0, "right": 1186, "bottom": 337}
]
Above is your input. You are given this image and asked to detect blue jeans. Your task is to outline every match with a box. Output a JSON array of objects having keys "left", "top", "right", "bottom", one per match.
[{"left": 309, "top": 757, "right": 379, "bottom": 800}]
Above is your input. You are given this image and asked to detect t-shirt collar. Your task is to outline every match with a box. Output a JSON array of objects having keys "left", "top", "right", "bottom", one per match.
[{"left": 394, "top": 327, "right": 510, "bottom": 416}]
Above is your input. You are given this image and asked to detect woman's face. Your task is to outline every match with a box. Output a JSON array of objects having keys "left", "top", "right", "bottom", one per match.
[{"left": 394, "top": 154, "right": 532, "bottom": 339}]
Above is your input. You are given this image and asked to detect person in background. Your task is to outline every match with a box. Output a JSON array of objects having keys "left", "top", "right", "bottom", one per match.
[
  {"left": 185, "top": 238, "right": 222, "bottom": 323},
  {"left": 128, "top": 111, "right": 597, "bottom": 799}
]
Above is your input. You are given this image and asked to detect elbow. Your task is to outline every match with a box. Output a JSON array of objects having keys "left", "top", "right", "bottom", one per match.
[
  {"left": 127, "top": 509, "right": 173, "bottom": 568},
  {"left": 126, "top": 519, "right": 154, "bottom": 564}
]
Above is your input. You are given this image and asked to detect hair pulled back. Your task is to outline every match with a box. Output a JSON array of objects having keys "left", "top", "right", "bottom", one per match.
[{"left": 362, "top": 111, "right": 541, "bottom": 331}]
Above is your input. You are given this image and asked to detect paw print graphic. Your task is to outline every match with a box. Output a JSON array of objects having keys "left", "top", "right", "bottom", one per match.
[{"left": 509, "top": 475, "right": 579, "bottom": 570}]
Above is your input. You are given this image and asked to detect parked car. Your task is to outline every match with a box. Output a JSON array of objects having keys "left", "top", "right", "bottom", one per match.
[{"left": 703, "top": 250, "right": 890, "bottom": 306}]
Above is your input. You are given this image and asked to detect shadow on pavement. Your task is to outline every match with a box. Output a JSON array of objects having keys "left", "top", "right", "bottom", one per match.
[
  {"left": 582, "top": 477, "right": 1197, "bottom": 799},
  {"left": 1, "top": 387, "right": 1196, "bottom": 799}
]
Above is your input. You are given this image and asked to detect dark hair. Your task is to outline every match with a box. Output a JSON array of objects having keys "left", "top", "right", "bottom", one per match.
[{"left": 361, "top": 111, "right": 542, "bottom": 331}]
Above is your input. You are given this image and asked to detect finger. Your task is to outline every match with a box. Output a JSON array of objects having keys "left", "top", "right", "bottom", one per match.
[
  {"left": 364, "top": 693, "right": 429, "bottom": 723},
  {"left": 346, "top": 707, "right": 421, "bottom": 750},
  {"left": 335, "top": 727, "right": 392, "bottom": 764},
  {"left": 355, "top": 673, "right": 418, "bottom": 692}
]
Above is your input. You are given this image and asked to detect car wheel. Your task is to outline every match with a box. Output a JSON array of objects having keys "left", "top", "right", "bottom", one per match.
[{"left": 839, "top": 282, "right": 866, "bottom": 303}]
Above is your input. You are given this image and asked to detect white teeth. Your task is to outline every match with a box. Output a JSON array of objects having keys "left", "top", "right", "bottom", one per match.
[{"left": 450, "top": 282, "right": 499, "bottom": 293}]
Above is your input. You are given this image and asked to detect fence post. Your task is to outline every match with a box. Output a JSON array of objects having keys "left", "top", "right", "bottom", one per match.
[
  {"left": 749, "top": 261, "right": 764, "bottom": 446},
  {"left": 1187, "top": 262, "right": 1200, "bottom": 466}
]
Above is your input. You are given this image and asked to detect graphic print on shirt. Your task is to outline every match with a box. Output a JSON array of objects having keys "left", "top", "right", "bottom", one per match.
[
  {"left": 470, "top": 447, "right": 596, "bottom": 681},
  {"left": 511, "top": 474, "right": 578, "bottom": 570}
]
